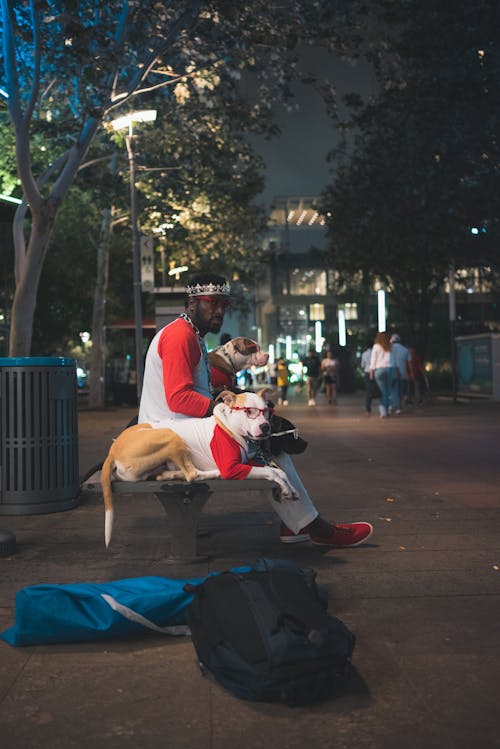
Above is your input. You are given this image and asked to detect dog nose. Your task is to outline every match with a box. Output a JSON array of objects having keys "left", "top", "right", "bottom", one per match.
[{"left": 260, "top": 422, "right": 270, "bottom": 435}]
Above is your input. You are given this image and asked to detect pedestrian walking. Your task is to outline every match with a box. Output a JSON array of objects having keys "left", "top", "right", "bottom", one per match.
[
  {"left": 276, "top": 358, "right": 290, "bottom": 406},
  {"left": 390, "top": 333, "right": 411, "bottom": 413},
  {"left": 370, "top": 331, "right": 395, "bottom": 419},
  {"left": 360, "top": 341, "right": 374, "bottom": 415},
  {"left": 302, "top": 349, "right": 321, "bottom": 406},
  {"left": 321, "top": 350, "right": 339, "bottom": 404},
  {"left": 267, "top": 360, "right": 278, "bottom": 387},
  {"left": 407, "top": 346, "right": 427, "bottom": 406}
]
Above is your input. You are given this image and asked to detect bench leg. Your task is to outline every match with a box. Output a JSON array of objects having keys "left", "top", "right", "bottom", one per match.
[{"left": 154, "top": 483, "right": 213, "bottom": 564}]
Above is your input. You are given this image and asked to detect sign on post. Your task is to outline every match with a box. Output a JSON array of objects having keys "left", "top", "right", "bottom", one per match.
[{"left": 140, "top": 235, "right": 155, "bottom": 292}]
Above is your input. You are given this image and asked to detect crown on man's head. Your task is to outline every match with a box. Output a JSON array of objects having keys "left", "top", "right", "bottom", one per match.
[{"left": 186, "top": 282, "right": 231, "bottom": 296}]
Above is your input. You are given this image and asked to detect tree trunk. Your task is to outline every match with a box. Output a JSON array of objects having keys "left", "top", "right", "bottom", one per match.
[
  {"left": 8, "top": 210, "right": 54, "bottom": 356},
  {"left": 395, "top": 287, "right": 436, "bottom": 362},
  {"left": 88, "top": 207, "right": 113, "bottom": 409}
]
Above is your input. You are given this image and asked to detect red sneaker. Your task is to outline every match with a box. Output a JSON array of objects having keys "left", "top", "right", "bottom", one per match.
[
  {"left": 310, "top": 522, "right": 373, "bottom": 547},
  {"left": 279, "top": 523, "right": 310, "bottom": 544}
]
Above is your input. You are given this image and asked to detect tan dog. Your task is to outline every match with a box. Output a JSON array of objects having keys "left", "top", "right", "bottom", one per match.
[
  {"left": 101, "top": 389, "right": 296, "bottom": 547},
  {"left": 209, "top": 337, "right": 269, "bottom": 389}
]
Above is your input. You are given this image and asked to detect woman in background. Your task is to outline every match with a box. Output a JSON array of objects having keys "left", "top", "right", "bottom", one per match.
[{"left": 369, "top": 332, "right": 394, "bottom": 418}]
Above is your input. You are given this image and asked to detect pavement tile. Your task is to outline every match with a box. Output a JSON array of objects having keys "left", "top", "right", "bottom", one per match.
[{"left": 1, "top": 393, "right": 500, "bottom": 749}]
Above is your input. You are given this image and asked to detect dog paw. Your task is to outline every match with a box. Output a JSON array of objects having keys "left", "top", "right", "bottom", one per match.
[
  {"left": 156, "top": 470, "right": 184, "bottom": 480},
  {"left": 268, "top": 468, "right": 296, "bottom": 499}
]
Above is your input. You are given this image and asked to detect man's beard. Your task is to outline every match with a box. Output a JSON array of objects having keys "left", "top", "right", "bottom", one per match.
[{"left": 209, "top": 320, "right": 223, "bottom": 333}]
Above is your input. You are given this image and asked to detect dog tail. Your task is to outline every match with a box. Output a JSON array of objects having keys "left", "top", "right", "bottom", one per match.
[{"left": 101, "top": 454, "right": 115, "bottom": 548}]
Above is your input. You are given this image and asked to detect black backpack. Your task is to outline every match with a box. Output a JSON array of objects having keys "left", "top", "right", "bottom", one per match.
[{"left": 185, "top": 559, "right": 355, "bottom": 706}]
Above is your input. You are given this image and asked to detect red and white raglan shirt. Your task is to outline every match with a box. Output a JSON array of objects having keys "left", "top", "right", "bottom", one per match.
[
  {"left": 139, "top": 315, "right": 264, "bottom": 477},
  {"left": 139, "top": 317, "right": 212, "bottom": 424},
  {"left": 164, "top": 416, "right": 264, "bottom": 479}
]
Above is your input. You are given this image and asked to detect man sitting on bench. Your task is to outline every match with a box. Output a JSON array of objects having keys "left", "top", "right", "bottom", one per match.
[{"left": 139, "top": 272, "right": 373, "bottom": 548}]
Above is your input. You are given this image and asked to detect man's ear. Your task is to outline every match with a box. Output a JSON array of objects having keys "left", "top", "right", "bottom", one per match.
[{"left": 186, "top": 297, "right": 198, "bottom": 316}]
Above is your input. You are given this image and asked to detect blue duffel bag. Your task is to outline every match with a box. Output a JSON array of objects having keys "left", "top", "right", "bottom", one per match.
[{"left": 1, "top": 569, "right": 251, "bottom": 647}]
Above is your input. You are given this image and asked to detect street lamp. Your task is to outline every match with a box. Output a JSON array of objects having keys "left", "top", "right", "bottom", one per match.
[
  {"left": 111, "top": 109, "right": 157, "bottom": 401},
  {"left": 448, "top": 261, "right": 457, "bottom": 402},
  {"left": 168, "top": 265, "right": 189, "bottom": 282},
  {"left": 377, "top": 289, "right": 386, "bottom": 332}
]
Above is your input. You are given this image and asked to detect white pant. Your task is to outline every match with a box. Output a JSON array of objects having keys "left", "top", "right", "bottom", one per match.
[{"left": 270, "top": 452, "right": 318, "bottom": 534}]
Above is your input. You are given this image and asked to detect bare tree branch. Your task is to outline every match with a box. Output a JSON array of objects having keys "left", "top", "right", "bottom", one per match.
[
  {"left": 107, "top": 0, "right": 202, "bottom": 111},
  {"left": 51, "top": 118, "right": 100, "bottom": 202},
  {"left": 12, "top": 151, "right": 71, "bottom": 282},
  {"left": 2, "top": 0, "right": 42, "bottom": 210},
  {"left": 25, "top": 0, "right": 41, "bottom": 124},
  {"left": 110, "top": 0, "right": 132, "bottom": 103}
]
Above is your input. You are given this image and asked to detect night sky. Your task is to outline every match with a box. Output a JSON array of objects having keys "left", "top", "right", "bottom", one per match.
[{"left": 249, "top": 47, "right": 375, "bottom": 207}]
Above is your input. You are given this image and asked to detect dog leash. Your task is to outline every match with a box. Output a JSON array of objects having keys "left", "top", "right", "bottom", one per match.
[{"left": 270, "top": 428, "right": 299, "bottom": 440}]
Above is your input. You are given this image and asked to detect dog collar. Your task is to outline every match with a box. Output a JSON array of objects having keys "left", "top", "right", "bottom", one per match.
[{"left": 218, "top": 346, "right": 237, "bottom": 374}]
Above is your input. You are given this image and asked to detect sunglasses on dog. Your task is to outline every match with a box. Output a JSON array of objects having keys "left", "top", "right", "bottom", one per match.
[
  {"left": 194, "top": 296, "right": 231, "bottom": 311},
  {"left": 231, "top": 406, "right": 274, "bottom": 420}
]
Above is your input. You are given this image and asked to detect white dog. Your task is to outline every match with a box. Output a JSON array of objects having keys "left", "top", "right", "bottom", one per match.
[
  {"left": 101, "top": 389, "right": 296, "bottom": 546},
  {"left": 209, "top": 337, "right": 269, "bottom": 389}
]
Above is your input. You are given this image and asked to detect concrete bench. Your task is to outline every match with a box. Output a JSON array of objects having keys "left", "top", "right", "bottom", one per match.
[{"left": 86, "top": 479, "right": 279, "bottom": 564}]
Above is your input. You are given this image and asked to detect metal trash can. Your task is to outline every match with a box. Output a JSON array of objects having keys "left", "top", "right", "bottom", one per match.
[{"left": 0, "top": 357, "right": 80, "bottom": 515}]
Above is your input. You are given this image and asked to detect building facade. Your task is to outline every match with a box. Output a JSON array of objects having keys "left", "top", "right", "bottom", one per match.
[
  {"left": 255, "top": 195, "right": 366, "bottom": 360},
  {"left": 254, "top": 195, "right": 500, "bottom": 386}
]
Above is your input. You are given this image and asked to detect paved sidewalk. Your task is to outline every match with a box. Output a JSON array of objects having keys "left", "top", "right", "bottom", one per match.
[{"left": 1, "top": 392, "right": 500, "bottom": 749}]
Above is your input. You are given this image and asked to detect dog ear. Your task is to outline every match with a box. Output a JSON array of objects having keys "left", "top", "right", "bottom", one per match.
[
  {"left": 257, "top": 387, "right": 274, "bottom": 403},
  {"left": 270, "top": 414, "right": 283, "bottom": 430},
  {"left": 231, "top": 338, "right": 243, "bottom": 353},
  {"left": 274, "top": 415, "right": 292, "bottom": 430},
  {"left": 218, "top": 390, "right": 237, "bottom": 406},
  {"left": 243, "top": 338, "right": 259, "bottom": 353},
  {"left": 234, "top": 338, "right": 259, "bottom": 355}
]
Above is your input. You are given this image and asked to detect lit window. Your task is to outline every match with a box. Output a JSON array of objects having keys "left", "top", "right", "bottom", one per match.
[
  {"left": 288, "top": 269, "right": 327, "bottom": 295},
  {"left": 344, "top": 303, "right": 358, "bottom": 320},
  {"left": 309, "top": 303, "right": 325, "bottom": 321}
]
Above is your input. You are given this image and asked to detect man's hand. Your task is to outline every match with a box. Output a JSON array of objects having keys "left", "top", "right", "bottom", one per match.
[
  {"left": 205, "top": 389, "right": 238, "bottom": 415},
  {"left": 204, "top": 400, "right": 215, "bottom": 417}
]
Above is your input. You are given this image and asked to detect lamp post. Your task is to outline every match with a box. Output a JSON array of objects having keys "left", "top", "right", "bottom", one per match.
[
  {"left": 449, "top": 261, "right": 457, "bottom": 403},
  {"left": 111, "top": 110, "right": 157, "bottom": 401}
]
